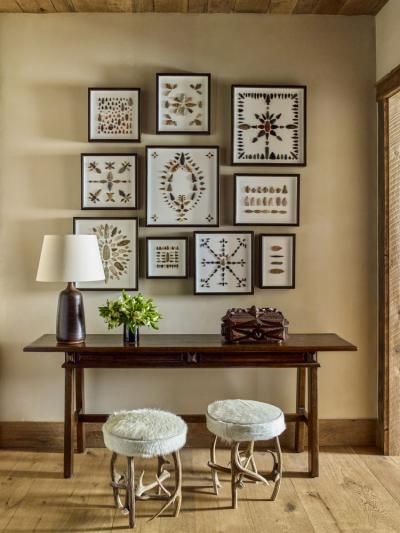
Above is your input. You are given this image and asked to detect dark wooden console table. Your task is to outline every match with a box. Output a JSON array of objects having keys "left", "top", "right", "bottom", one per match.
[{"left": 24, "top": 333, "right": 356, "bottom": 479}]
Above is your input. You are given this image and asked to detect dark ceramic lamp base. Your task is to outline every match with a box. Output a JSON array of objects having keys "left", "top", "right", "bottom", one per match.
[{"left": 56, "top": 282, "right": 86, "bottom": 344}]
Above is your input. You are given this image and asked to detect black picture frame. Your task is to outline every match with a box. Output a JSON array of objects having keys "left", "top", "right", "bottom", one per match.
[
  {"left": 233, "top": 173, "right": 300, "bottom": 226},
  {"left": 231, "top": 85, "right": 307, "bottom": 166},
  {"left": 81, "top": 153, "right": 139, "bottom": 210},
  {"left": 146, "top": 236, "right": 189, "bottom": 279},
  {"left": 88, "top": 87, "right": 141, "bottom": 143},
  {"left": 259, "top": 233, "right": 296, "bottom": 289},
  {"left": 156, "top": 73, "right": 211, "bottom": 135},
  {"left": 193, "top": 231, "right": 254, "bottom": 295},
  {"left": 73, "top": 216, "right": 139, "bottom": 291}
]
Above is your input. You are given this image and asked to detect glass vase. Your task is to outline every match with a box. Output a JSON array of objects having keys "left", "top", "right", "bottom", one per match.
[{"left": 123, "top": 324, "right": 139, "bottom": 345}]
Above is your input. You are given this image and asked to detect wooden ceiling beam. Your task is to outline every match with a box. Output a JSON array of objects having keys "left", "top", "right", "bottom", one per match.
[
  {"left": 268, "top": 0, "right": 297, "bottom": 13},
  {"left": 313, "top": 0, "right": 346, "bottom": 14},
  {"left": 340, "top": 0, "right": 388, "bottom": 16},
  {"left": 234, "top": 0, "right": 270, "bottom": 13},
  {"left": 293, "top": 0, "right": 318, "bottom": 13}
]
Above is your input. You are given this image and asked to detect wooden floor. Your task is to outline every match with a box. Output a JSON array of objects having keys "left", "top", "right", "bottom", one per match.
[{"left": 1, "top": 447, "right": 400, "bottom": 532}]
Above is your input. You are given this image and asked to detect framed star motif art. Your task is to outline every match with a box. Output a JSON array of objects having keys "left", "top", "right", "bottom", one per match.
[
  {"left": 146, "top": 146, "right": 219, "bottom": 227},
  {"left": 194, "top": 231, "right": 254, "bottom": 295},
  {"left": 73, "top": 217, "right": 138, "bottom": 291},
  {"left": 232, "top": 85, "right": 306, "bottom": 166},
  {"left": 146, "top": 237, "right": 189, "bottom": 279},
  {"left": 260, "top": 234, "right": 296, "bottom": 289},
  {"left": 156, "top": 73, "right": 211, "bottom": 134},
  {"left": 81, "top": 153, "right": 138, "bottom": 209},
  {"left": 88, "top": 88, "right": 140, "bottom": 142}
]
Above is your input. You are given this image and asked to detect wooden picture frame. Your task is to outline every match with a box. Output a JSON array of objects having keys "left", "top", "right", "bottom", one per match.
[
  {"left": 73, "top": 217, "right": 139, "bottom": 291},
  {"left": 259, "top": 233, "right": 296, "bottom": 289},
  {"left": 81, "top": 153, "right": 138, "bottom": 210},
  {"left": 146, "top": 236, "right": 189, "bottom": 279},
  {"left": 156, "top": 73, "right": 211, "bottom": 134},
  {"left": 231, "top": 85, "right": 306, "bottom": 166},
  {"left": 194, "top": 231, "right": 254, "bottom": 295},
  {"left": 88, "top": 88, "right": 141, "bottom": 143}
]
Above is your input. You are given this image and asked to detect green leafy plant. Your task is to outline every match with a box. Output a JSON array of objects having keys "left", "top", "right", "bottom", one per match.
[{"left": 99, "top": 291, "right": 162, "bottom": 333}]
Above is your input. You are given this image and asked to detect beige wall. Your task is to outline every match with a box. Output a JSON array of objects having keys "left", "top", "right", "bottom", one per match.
[
  {"left": 376, "top": 0, "right": 400, "bottom": 80},
  {"left": 0, "top": 13, "right": 377, "bottom": 421}
]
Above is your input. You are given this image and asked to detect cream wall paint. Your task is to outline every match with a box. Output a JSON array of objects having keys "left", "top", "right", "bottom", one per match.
[
  {"left": 0, "top": 14, "right": 377, "bottom": 421},
  {"left": 376, "top": 0, "right": 400, "bottom": 80}
]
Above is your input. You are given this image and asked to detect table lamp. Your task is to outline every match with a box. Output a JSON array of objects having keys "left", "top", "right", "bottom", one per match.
[{"left": 36, "top": 235, "right": 105, "bottom": 344}]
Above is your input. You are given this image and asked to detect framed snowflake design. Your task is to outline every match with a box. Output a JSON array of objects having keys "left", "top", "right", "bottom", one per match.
[
  {"left": 88, "top": 88, "right": 140, "bottom": 142},
  {"left": 81, "top": 153, "right": 137, "bottom": 209},
  {"left": 156, "top": 73, "right": 211, "bottom": 134},
  {"left": 194, "top": 232, "right": 254, "bottom": 295},
  {"left": 73, "top": 217, "right": 138, "bottom": 291},
  {"left": 146, "top": 146, "right": 219, "bottom": 227},
  {"left": 232, "top": 85, "right": 306, "bottom": 166}
]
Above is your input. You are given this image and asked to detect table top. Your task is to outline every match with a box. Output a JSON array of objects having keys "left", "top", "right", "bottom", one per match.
[{"left": 23, "top": 333, "right": 357, "bottom": 353}]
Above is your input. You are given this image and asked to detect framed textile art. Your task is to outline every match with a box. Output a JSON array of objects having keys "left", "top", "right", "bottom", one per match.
[
  {"left": 234, "top": 174, "right": 299, "bottom": 226},
  {"left": 88, "top": 88, "right": 140, "bottom": 142},
  {"left": 146, "top": 237, "right": 188, "bottom": 279},
  {"left": 81, "top": 153, "right": 137, "bottom": 209},
  {"left": 146, "top": 146, "right": 219, "bottom": 227},
  {"left": 156, "top": 73, "right": 211, "bottom": 134},
  {"left": 259, "top": 233, "right": 296, "bottom": 289},
  {"left": 194, "top": 231, "right": 254, "bottom": 295},
  {"left": 73, "top": 217, "right": 138, "bottom": 291},
  {"left": 232, "top": 85, "right": 306, "bottom": 166}
]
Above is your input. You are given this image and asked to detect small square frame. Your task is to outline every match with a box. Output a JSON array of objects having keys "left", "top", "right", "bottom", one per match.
[
  {"left": 259, "top": 233, "right": 296, "bottom": 289},
  {"left": 146, "top": 236, "right": 189, "bottom": 279}
]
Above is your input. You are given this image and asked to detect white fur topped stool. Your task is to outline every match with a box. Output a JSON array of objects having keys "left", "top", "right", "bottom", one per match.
[
  {"left": 103, "top": 409, "right": 187, "bottom": 529},
  {"left": 206, "top": 399, "right": 286, "bottom": 508}
]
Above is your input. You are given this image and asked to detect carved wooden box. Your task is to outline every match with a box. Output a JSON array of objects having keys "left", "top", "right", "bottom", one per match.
[{"left": 221, "top": 306, "right": 289, "bottom": 344}]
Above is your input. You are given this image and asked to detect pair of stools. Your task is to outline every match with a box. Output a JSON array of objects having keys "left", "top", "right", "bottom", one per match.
[{"left": 102, "top": 399, "right": 285, "bottom": 528}]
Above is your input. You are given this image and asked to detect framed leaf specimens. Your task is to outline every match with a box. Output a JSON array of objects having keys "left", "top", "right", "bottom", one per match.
[
  {"left": 146, "top": 237, "right": 188, "bottom": 279},
  {"left": 234, "top": 174, "right": 299, "bottom": 226},
  {"left": 81, "top": 154, "right": 137, "bottom": 209},
  {"left": 232, "top": 85, "right": 306, "bottom": 165},
  {"left": 194, "top": 231, "right": 254, "bottom": 295},
  {"left": 260, "top": 234, "right": 296, "bottom": 289},
  {"left": 88, "top": 88, "right": 140, "bottom": 142},
  {"left": 156, "top": 73, "right": 211, "bottom": 134},
  {"left": 146, "top": 146, "right": 219, "bottom": 227},
  {"left": 73, "top": 217, "right": 138, "bottom": 291}
]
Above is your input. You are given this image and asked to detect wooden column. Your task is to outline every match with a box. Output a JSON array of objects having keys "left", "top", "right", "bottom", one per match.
[
  {"left": 63, "top": 353, "right": 75, "bottom": 479},
  {"left": 75, "top": 368, "right": 86, "bottom": 453},
  {"left": 308, "top": 365, "right": 319, "bottom": 477},
  {"left": 295, "top": 367, "right": 306, "bottom": 452}
]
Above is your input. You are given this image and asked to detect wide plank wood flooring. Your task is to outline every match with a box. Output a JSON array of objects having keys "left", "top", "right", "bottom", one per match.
[{"left": 1, "top": 447, "right": 400, "bottom": 532}]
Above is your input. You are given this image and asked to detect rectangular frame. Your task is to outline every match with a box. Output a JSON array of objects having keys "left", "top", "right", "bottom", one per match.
[
  {"left": 259, "top": 233, "right": 296, "bottom": 289},
  {"left": 146, "top": 236, "right": 189, "bottom": 279}
]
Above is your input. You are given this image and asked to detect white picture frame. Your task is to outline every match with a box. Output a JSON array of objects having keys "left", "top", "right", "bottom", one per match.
[{"left": 260, "top": 234, "right": 296, "bottom": 289}]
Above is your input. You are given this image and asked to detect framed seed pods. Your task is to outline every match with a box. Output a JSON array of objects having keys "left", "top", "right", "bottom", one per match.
[
  {"left": 88, "top": 88, "right": 140, "bottom": 142},
  {"left": 194, "top": 231, "right": 254, "bottom": 295},
  {"left": 156, "top": 73, "right": 211, "bottom": 134},
  {"left": 146, "top": 146, "right": 219, "bottom": 227},
  {"left": 232, "top": 85, "right": 306, "bottom": 166},
  {"left": 259, "top": 234, "right": 296, "bottom": 289},
  {"left": 234, "top": 174, "right": 299, "bottom": 226},
  {"left": 81, "top": 153, "right": 138, "bottom": 209},
  {"left": 146, "top": 237, "right": 189, "bottom": 279},
  {"left": 73, "top": 217, "right": 138, "bottom": 291}
]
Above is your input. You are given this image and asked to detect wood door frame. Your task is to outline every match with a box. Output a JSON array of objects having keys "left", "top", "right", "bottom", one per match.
[{"left": 377, "top": 64, "right": 400, "bottom": 454}]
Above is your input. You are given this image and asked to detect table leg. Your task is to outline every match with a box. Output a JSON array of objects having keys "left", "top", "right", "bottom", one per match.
[
  {"left": 76, "top": 368, "right": 86, "bottom": 454},
  {"left": 308, "top": 366, "right": 319, "bottom": 477},
  {"left": 64, "top": 363, "right": 75, "bottom": 479},
  {"left": 295, "top": 367, "right": 306, "bottom": 452}
]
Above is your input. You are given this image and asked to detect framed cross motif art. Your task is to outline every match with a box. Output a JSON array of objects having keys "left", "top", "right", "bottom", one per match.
[
  {"left": 81, "top": 153, "right": 138, "bottom": 210},
  {"left": 234, "top": 174, "right": 299, "bottom": 226},
  {"left": 156, "top": 73, "right": 211, "bottom": 134},
  {"left": 259, "top": 234, "right": 296, "bottom": 289},
  {"left": 232, "top": 85, "right": 306, "bottom": 166},
  {"left": 88, "top": 88, "right": 141, "bottom": 142},
  {"left": 146, "top": 146, "right": 219, "bottom": 227},
  {"left": 194, "top": 231, "right": 254, "bottom": 295},
  {"left": 146, "top": 237, "right": 188, "bottom": 279},
  {"left": 73, "top": 217, "right": 138, "bottom": 291}
]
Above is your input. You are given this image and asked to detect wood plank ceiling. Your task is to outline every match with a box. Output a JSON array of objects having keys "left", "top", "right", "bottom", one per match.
[{"left": 0, "top": 0, "right": 389, "bottom": 15}]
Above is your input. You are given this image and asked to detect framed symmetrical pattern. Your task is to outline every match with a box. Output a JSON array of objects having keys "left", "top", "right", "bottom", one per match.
[
  {"left": 88, "top": 88, "right": 140, "bottom": 142},
  {"left": 146, "top": 237, "right": 188, "bottom": 279},
  {"left": 156, "top": 73, "right": 211, "bottom": 134},
  {"left": 73, "top": 217, "right": 138, "bottom": 291},
  {"left": 234, "top": 174, "right": 299, "bottom": 226},
  {"left": 146, "top": 146, "right": 219, "bottom": 227},
  {"left": 194, "top": 231, "right": 254, "bottom": 295},
  {"left": 232, "top": 85, "right": 306, "bottom": 166},
  {"left": 81, "top": 153, "right": 138, "bottom": 209},
  {"left": 259, "top": 234, "right": 296, "bottom": 289}
]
